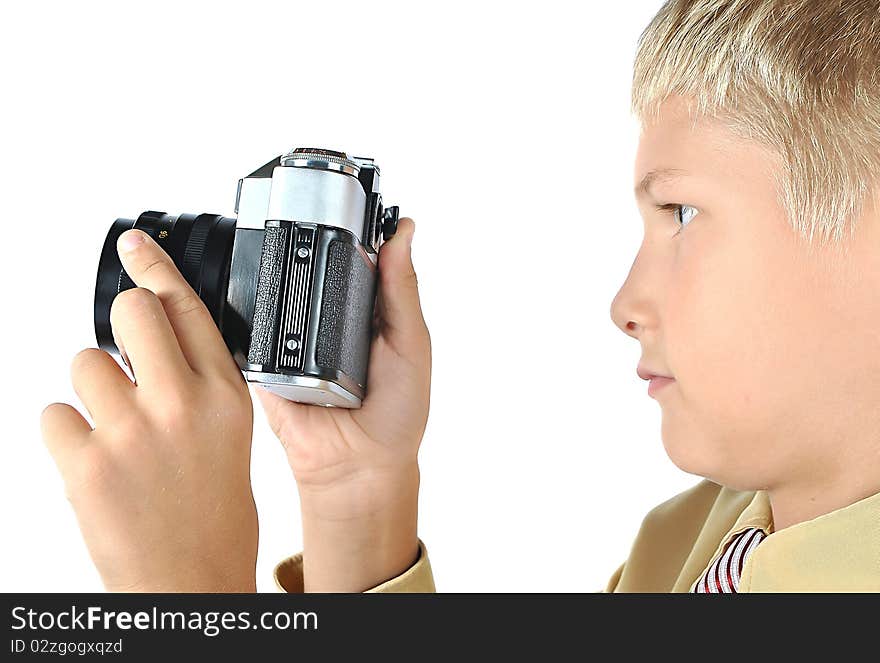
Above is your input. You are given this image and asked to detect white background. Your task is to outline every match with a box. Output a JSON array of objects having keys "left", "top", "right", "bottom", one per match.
[{"left": 0, "top": 0, "right": 700, "bottom": 592}]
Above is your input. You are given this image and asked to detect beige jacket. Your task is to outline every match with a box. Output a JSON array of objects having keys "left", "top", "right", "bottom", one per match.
[{"left": 274, "top": 478, "right": 880, "bottom": 592}]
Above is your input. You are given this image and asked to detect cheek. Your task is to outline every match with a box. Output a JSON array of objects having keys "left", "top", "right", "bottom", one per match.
[
  {"left": 659, "top": 237, "right": 799, "bottom": 481},
  {"left": 665, "top": 234, "right": 792, "bottom": 423}
]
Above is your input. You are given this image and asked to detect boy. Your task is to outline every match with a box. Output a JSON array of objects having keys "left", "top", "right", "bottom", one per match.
[{"left": 41, "top": 0, "right": 880, "bottom": 593}]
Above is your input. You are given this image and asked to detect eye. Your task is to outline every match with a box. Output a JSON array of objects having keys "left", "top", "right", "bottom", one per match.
[
  {"left": 655, "top": 203, "right": 699, "bottom": 235},
  {"left": 674, "top": 204, "right": 699, "bottom": 228}
]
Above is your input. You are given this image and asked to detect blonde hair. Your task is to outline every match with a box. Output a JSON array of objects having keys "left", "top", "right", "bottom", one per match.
[{"left": 632, "top": 0, "right": 880, "bottom": 249}]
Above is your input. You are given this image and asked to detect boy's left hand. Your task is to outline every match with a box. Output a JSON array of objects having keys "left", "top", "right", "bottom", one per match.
[{"left": 40, "top": 229, "right": 258, "bottom": 592}]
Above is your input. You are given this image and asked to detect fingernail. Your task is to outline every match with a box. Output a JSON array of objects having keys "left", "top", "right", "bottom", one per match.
[
  {"left": 118, "top": 230, "right": 145, "bottom": 253},
  {"left": 407, "top": 225, "right": 415, "bottom": 248}
]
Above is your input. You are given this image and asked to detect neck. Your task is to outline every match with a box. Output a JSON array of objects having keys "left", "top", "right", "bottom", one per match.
[{"left": 767, "top": 473, "right": 880, "bottom": 531}]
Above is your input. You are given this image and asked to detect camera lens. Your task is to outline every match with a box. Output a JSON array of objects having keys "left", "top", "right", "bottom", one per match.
[{"left": 94, "top": 211, "right": 237, "bottom": 353}]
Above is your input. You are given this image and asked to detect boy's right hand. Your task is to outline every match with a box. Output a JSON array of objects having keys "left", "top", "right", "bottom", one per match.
[{"left": 254, "top": 217, "right": 431, "bottom": 592}]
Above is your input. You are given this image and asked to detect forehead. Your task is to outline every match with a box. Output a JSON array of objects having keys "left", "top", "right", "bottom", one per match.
[{"left": 633, "top": 97, "right": 774, "bottom": 192}]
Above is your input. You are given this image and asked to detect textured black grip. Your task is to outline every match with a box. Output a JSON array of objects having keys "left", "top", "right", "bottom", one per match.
[
  {"left": 316, "top": 240, "right": 376, "bottom": 387},
  {"left": 247, "top": 225, "right": 288, "bottom": 367}
]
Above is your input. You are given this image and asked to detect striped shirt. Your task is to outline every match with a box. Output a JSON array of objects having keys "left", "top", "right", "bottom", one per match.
[{"left": 692, "top": 526, "right": 768, "bottom": 593}]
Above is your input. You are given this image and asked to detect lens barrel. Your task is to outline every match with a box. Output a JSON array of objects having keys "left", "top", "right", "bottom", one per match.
[{"left": 94, "top": 211, "right": 237, "bottom": 353}]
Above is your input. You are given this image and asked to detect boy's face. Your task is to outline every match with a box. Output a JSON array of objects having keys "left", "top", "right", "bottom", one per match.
[{"left": 611, "top": 95, "right": 880, "bottom": 492}]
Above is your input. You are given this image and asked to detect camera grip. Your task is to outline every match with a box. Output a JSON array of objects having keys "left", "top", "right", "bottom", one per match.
[
  {"left": 247, "top": 224, "right": 288, "bottom": 368},
  {"left": 315, "top": 240, "right": 376, "bottom": 389}
]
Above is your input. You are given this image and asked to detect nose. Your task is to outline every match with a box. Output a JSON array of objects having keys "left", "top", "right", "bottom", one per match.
[
  {"left": 610, "top": 248, "right": 657, "bottom": 339},
  {"left": 610, "top": 287, "right": 640, "bottom": 338}
]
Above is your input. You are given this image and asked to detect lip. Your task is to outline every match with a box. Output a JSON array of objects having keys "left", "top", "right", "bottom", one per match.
[
  {"left": 648, "top": 376, "right": 675, "bottom": 397},
  {"left": 637, "top": 364, "right": 673, "bottom": 381}
]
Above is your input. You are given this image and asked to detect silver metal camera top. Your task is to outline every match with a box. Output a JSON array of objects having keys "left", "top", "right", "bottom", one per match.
[
  {"left": 280, "top": 148, "right": 361, "bottom": 177},
  {"left": 234, "top": 148, "right": 380, "bottom": 253}
]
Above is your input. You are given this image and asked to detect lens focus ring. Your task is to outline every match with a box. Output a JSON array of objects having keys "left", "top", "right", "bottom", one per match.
[{"left": 182, "top": 214, "right": 215, "bottom": 288}]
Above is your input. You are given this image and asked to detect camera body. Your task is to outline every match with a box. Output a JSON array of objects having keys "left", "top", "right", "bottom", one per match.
[{"left": 94, "top": 148, "right": 399, "bottom": 408}]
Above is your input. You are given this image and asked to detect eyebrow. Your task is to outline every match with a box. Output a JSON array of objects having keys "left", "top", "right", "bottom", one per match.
[{"left": 634, "top": 168, "right": 689, "bottom": 201}]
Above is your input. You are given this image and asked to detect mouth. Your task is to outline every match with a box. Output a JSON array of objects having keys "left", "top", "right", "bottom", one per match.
[
  {"left": 647, "top": 376, "right": 675, "bottom": 398},
  {"left": 637, "top": 364, "right": 673, "bottom": 381},
  {"left": 637, "top": 364, "right": 675, "bottom": 398}
]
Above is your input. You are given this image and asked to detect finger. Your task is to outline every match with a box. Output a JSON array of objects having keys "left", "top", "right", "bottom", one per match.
[
  {"left": 375, "top": 218, "right": 429, "bottom": 346},
  {"left": 110, "top": 286, "right": 191, "bottom": 388},
  {"left": 111, "top": 327, "right": 134, "bottom": 382},
  {"left": 116, "top": 229, "right": 236, "bottom": 377},
  {"left": 70, "top": 348, "right": 134, "bottom": 424},
  {"left": 40, "top": 402, "right": 91, "bottom": 468}
]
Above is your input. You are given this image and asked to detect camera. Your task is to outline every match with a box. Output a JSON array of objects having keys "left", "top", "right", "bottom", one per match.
[{"left": 94, "top": 147, "right": 400, "bottom": 408}]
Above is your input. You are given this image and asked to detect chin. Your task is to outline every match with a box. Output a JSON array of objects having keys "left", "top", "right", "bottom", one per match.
[
  {"left": 659, "top": 416, "right": 728, "bottom": 481},
  {"left": 660, "top": 419, "right": 770, "bottom": 491}
]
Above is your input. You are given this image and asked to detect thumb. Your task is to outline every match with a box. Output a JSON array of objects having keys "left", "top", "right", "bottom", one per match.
[
  {"left": 251, "top": 383, "right": 309, "bottom": 450},
  {"left": 376, "top": 217, "right": 426, "bottom": 338}
]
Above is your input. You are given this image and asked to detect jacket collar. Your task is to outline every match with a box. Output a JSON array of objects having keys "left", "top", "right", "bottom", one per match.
[{"left": 737, "top": 486, "right": 880, "bottom": 591}]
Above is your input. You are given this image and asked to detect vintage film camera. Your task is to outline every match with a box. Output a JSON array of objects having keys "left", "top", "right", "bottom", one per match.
[{"left": 94, "top": 147, "right": 399, "bottom": 408}]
